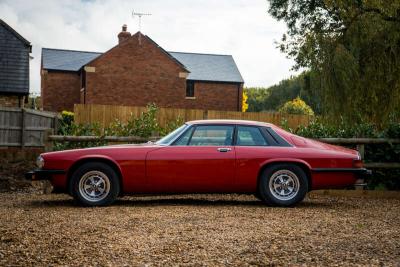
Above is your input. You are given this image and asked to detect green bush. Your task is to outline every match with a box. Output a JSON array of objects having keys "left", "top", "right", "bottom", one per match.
[
  {"left": 54, "top": 103, "right": 184, "bottom": 151},
  {"left": 279, "top": 97, "right": 314, "bottom": 115}
]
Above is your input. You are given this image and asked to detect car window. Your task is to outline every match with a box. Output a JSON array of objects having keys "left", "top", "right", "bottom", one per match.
[
  {"left": 188, "top": 125, "right": 234, "bottom": 146},
  {"left": 236, "top": 126, "right": 268, "bottom": 146},
  {"left": 156, "top": 124, "right": 188, "bottom": 145},
  {"left": 173, "top": 127, "right": 194, "bottom": 145}
]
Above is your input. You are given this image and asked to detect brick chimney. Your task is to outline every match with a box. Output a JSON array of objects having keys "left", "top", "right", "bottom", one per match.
[{"left": 118, "top": 24, "right": 131, "bottom": 44}]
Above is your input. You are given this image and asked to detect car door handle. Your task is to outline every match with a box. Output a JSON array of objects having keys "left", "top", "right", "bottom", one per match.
[{"left": 217, "top": 147, "right": 231, "bottom": 152}]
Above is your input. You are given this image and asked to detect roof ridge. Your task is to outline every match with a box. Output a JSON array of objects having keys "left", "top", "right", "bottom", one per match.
[
  {"left": 42, "top": 47, "right": 103, "bottom": 54},
  {"left": 0, "top": 19, "right": 31, "bottom": 49},
  {"left": 168, "top": 51, "right": 232, "bottom": 57}
]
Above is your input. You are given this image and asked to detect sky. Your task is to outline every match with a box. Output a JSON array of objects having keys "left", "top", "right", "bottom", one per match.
[{"left": 0, "top": 0, "right": 298, "bottom": 95}]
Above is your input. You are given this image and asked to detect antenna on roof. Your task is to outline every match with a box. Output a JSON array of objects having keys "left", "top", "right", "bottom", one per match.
[
  {"left": 132, "top": 10, "right": 151, "bottom": 32},
  {"left": 132, "top": 10, "right": 152, "bottom": 45}
]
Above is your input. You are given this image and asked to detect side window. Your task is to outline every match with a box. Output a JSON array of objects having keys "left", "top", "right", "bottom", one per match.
[
  {"left": 186, "top": 81, "right": 195, "bottom": 97},
  {"left": 173, "top": 127, "right": 194, "bottom": 146},
  {"left": 236, "top": 126, "right": 268, "bottom": 146},
  {"left": 188, "top": 125, "right": 234, "bottom": 146}
]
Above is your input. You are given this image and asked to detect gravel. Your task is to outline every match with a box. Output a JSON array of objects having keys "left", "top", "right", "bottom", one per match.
[{"left": 0, "top": 192, "right": 399, "bottom": 266}]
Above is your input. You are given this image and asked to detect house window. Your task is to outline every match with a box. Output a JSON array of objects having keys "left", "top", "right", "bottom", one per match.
[
  {"left": 81, "top": 71, "right": 86, "bottom": 89},
  {"left": 186, "top": 81, "right": 195, "bottom": 98}
]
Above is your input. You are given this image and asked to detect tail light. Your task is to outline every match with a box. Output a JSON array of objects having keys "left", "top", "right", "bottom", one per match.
[{"left": 353, "top": 159, "right": 363, "bottom": 168}]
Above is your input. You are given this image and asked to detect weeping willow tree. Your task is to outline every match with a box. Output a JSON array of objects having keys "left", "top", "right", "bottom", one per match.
[{"left": 268, "top": 0, "right": 400, "bottom": 124}]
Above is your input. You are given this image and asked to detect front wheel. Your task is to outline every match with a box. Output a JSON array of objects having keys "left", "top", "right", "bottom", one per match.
[
  {"left": 258, "top": 164, "right": 308, "bottom": 206},
  {"left": 70, "top": 162, "right": 120, "bottom": 206}
]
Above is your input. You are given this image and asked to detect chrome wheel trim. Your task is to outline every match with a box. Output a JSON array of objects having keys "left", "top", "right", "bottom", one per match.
[
  {"left": 78, "top": 171, "right": 110, "bottom": 202},
  {"left": 268, "top": 169, "right": 300, "bottom": 201}
]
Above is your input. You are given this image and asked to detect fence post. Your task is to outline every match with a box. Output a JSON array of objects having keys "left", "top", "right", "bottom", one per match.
[
  {"left": 53, "top": 114, "right": 59, "bottom": 135},
  {"left": 356, "top": 144, "right": 365, "bottom": 160},
  {"left": 44, "top": 129, "right": 54, "bottom": 152},
  {"left": 356, "top": 144, "right": 365, "bottom": 191},
  {"left": 21, "top": 108, "right": 26, "bottom": 148},
  {"left": 203, "top": 110, "right": 208, "bottom": 120}
]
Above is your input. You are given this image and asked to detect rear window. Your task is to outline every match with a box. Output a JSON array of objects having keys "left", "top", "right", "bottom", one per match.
[{"left": 236, "top": 126, "right": 268, "bottom": 146}]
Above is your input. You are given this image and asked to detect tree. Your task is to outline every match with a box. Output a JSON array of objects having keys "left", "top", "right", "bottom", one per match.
[
  {"left": 245, "top": 72, "right": 322, "bottom": 113},
  {"left": 268, "top": 0, "right": 400, "bottom": 124},
  {"left": 279, "top": 97, "right": 314, "bottom": 115},
  {"left": 242, "top": 91, "right": 249, "bottom": 112}
]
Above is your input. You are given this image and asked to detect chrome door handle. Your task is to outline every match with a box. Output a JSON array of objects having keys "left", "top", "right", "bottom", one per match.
[{"left": 217, "top": 147, "right": 231, "bottom": 152}]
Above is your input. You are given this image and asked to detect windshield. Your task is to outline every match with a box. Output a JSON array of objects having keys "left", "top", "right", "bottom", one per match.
[{"left": 156, "top": 124, "right": 188, "bottom": 145}]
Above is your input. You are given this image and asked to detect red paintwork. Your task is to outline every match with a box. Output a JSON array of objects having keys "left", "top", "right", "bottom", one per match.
[{"left": 40, "top": 120, "right": 361, "bottom": 194}]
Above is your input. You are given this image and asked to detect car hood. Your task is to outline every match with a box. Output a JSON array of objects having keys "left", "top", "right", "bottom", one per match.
[{"left": 42, "top": 143, "right": 163, "bottom": 157}]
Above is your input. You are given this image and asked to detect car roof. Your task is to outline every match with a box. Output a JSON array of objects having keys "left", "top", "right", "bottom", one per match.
[{"left": 186, "top": 119, "right": 274, "bottom": 127}]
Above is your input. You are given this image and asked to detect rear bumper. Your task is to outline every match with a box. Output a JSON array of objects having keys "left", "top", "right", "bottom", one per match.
[
  {"left": 25, "top": 169, "right": 66, "bottom": 181},
  {"left": 312, "top": 168, "right": 372, "bottom": 177}
]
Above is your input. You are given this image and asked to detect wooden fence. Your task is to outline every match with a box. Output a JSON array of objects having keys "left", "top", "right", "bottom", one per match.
[
  {"left": 74, "top": 104, "right": 312, "bottom": 129},
  {"left": 0, "top": 107, "right": 58, "bottom": 147}
]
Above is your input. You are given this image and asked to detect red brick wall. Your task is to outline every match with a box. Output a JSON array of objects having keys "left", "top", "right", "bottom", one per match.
[
  {"left": 0, "top": 94, "right": 24, "bottom": 107},
  {"left": 85, "top": 33, "right": 188, "bottom": 108},
  {"left": 41, "top": 71, "right": 81, "bottom": 112},
  {"left": 183, "top": 82, "right": 242, "bottom": 111}
]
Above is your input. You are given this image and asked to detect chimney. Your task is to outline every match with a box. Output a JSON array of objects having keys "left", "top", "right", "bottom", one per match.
[{"left": 118, "top": 24, "right": 131, "bottom": 44}]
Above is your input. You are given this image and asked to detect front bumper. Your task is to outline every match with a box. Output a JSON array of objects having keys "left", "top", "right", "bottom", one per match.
[{"left": 25, "top": 169, "right": 66, "bottom": 181}]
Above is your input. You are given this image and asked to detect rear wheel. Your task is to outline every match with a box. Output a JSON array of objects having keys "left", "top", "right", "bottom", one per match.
[
  {"left": 258, "top": 164, "right": 308, "bottom": 206},
  {"left": 70, "top": 162, "right": 120, "bottom": 206}
]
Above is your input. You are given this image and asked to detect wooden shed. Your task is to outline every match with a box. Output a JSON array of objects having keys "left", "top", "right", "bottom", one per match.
[{"left": 0, "top": 19, "right": 31, "bottom": 107}]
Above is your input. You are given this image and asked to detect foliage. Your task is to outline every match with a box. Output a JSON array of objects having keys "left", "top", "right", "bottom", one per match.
[
  {"left": 27, "top": 95, "right": 41, "bottom": 110},
  {"left": 242, "top": 91, "right": 249, "bottom": 112},
  {"left": 54, "top": 104, "right": 184, "bottom": 150},
  {"left": 105, "top": 103, "right": 159, "bottom": 138},
  {"left": 58, "top": 111, "right": 74, "bottom": 135},
  {"left": 279, "top": 97, "right": 314, "bottom": 115},
  {"left": 289, "top": 118, "right": 400, "bottom": 190},
  {"left": 245, "top": 71, "right": 321, "bottom": 114},
  {"left": 267, "top": 0, "right": 400, "bottom": 125}
]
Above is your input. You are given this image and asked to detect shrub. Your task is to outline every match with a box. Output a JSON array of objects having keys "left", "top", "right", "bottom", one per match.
[
  {"left": 54, "top": 103, "right": 184, "bottom": 150},
  {"left": 58, "top": 111, "right": 74, "bottom": 135},
  {"left": 279, "top": 97, "right": 314, "bottom": 115}
]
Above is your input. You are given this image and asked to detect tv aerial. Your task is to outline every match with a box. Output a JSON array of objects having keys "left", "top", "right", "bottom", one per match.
[{"left": 132, "top": 10, "right": 152, "bottom": 32}]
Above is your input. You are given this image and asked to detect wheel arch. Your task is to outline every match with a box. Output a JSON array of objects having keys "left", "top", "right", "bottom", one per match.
[
  {"left": 257, "top": 159, "right": 312, "bottom": 191},
  {"left": 66, "top": 156, "right": 123, "bottom": 196}
]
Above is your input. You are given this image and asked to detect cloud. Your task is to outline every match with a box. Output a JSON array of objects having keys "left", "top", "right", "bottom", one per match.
[{"left": 0, "top": 0, "right": 298, "bottom": 94}]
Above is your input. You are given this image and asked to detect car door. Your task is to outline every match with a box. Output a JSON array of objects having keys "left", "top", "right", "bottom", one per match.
[
  {"left": 234, "top": 125, "right": 272, "bottom": 192},
  {"left": 146, "top": 125, "right": 236, "bottom": 193}
]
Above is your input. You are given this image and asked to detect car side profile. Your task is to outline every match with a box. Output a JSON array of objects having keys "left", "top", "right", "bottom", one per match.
[{"left": 26, "top": 120, "right": 370, "bottom": 207}]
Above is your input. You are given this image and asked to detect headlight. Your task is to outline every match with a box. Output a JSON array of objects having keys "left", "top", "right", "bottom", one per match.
[{"left": 36, "top": 155, "right": 44, "bottom": 169}]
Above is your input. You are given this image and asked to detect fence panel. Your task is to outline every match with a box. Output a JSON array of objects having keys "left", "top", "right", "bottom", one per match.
[
  {"left": 0, "top": 107, "right": 57, "bottom": 147},
  {"left": 74, "top": 104, "right": 311, "bottom": 129}
]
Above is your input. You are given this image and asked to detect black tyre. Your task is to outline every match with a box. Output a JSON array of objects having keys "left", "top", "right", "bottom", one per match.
[
  {"left": 258, "top": 164, "right": 308, "bottom": 207},
  {"left": 70, "top": 162, "right": 120, "bottom": 207}
]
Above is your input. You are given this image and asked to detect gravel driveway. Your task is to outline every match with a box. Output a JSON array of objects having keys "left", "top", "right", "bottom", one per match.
[{"left": 0, "top": 192, "right": 399, "bottom": 266}]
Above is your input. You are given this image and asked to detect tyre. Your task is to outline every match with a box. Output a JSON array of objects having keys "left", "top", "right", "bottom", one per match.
[
  {"left": 70, "top": 162, "right": 120, "bottom": 206},
  {"left": 258, "top": 164, "right": 308, "bottom": 207}
]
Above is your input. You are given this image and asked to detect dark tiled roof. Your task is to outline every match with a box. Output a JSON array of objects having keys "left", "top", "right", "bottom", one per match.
[
  {"left": 42, "top": 48, "right": 102, "bottom": 71},
  {"left": 169, "top": 51, "right": 243, "bottom": 83},
  {"left": 42, "top": 48, "right": 244, "bottom": 83}
]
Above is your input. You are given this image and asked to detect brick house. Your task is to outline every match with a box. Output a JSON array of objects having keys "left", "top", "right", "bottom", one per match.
[
  {"left": 0, "top": 19, "right": 31, "bottom": 107},
  {"left": 41, "top": 25, "right": 244, "bottom": 112}
]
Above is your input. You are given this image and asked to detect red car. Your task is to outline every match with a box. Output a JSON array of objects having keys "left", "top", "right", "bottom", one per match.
[{"left": 26, "top": 120, "right": 370, "bottom": 207}]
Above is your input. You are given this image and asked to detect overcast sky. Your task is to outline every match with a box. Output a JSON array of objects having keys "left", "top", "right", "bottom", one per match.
[{"left": 0, "top": 0, "right": 298, "bottom": 95}]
